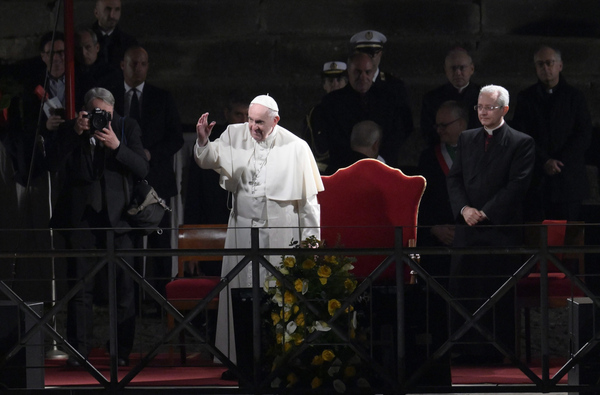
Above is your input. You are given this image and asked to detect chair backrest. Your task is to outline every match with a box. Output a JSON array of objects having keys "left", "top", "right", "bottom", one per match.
[
  {"left": 318, "top": 159, "right": 426, "bottom": 281},
  {"left": 527, "top": 220, "right": 585, "bottom": 274},
  {"left": 177, "top": 224, "right": 228, "bottom": 277}
]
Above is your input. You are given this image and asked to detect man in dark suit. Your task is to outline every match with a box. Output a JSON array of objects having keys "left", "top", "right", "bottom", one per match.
[
  {"left": 417, "top": 101, "right": 468, "bottom": 284},
  {"left": 420, "top": 48, "right": 481, "bottom": 148},
  {"left": 91, "top": 0, "right": 138, "bottom": 71},
  {"left": 447, "top": 85, "right": 535, "bottom": 363},
  {"left": 106, "top": 45, "right": 183, "bottom": 297},
  {"left": 512, "top": 45, "right": 592, "bottom": 222},
  {"left": 46, "top": 87, "right": 149, "bottom": 367},
  {"left": 313, "top": 52, "right": 411, "bottom": 172}
]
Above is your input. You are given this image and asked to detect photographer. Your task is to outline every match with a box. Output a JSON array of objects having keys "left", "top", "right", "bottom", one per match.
[{"left": 46, "top": 87, "right": 148, "bottom": 367}]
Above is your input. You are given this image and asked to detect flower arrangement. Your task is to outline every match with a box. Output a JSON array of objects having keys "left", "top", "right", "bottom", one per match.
[{"left": 264, "top": 236, "right": 372, "bottom": 393}]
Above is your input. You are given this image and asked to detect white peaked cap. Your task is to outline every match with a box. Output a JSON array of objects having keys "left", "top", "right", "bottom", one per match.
[{"left": 250, "top": 94, "right": 279, "bottom": 112}]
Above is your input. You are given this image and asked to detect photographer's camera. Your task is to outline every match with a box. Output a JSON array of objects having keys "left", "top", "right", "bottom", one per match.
[{"left": 85, "top": 108, "right": 112, "bottom": 133}]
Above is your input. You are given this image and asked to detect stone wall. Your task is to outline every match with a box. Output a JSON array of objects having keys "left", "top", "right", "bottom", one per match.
[{"left": 2, "top": 0, "right": 600, "bottom": 166}]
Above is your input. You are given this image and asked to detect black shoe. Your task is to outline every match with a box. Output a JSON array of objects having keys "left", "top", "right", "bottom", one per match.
[
  {"left": 66, "top": 357, "right": 81, "bottom": 367},
  {"left": 220, "top": 369, "right": 237, "bottom": 381},
  {"left": 117, "top": 357, "right": 129, "bottom": 367}
]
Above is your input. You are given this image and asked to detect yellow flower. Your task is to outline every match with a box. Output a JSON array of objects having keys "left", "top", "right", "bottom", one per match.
[
  {"left": 328, "top": 299, "right": 341, "bottom": 316},
  {"left": 284, "top": 290, "right": 297, "bottom": 305},
  {"left": 284, "top": 342, "right": 292, "bottom": 352},
  {"left": 295, "top": 312, "right": 305, "bottom": 326},
  {"left": 287, "top": 373, "right": 298, "bottom": 386},
  {"left": 319, "top": 277, "right": 328, "bottom": 285},
  {"left": 349, "top": 327, "right": 356, "bottom": 339},
  {"left": 311, "top": 355, "right": 324, "bottom": 365},
  {"left": 276, "top": 333, "right": 283, "bottom": 344},
  {"left": 311, "top": 376, "right": 322, "bottom": 389},
  {"left": 284, "top": 310, "right": 292, "bottom": 321},
  {"left": 324, "top": 255, "right": 338, "bottom": 265},
  {"left": 345, "top": 305, "right": 354, "bottom": 313},
  {"left": 317, "top": 265, "right": 332, "bottom": 278},
  {"left": 302, "top": 258, "right": 316, "bottom": 269},
  {"left": 271, "top": 312, "right": 281, "bottom": 325},
  {"left": 293, "top": 305, "right": 299, "bottom": 314},
  {"left": 283, "top": 256, "right": 296, "bottom": 268},
  {"left": 344, "top": 278, "right": 357, "bottom": 293},
  {"left": 294, "top": 278, "right": 303, "bottom": 293},
  {"left": 344, "top": 366, "right": 356, "bottom": 378},
  {"left": 322, "top": 349, "right": 335, "bottom": 362},
  {"left": 292, "top": 333, "right": 304, "bottom": 345}
]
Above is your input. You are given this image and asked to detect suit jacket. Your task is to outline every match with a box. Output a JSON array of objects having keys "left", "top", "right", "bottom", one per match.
[
  {"left": 417, "top": 144, "right": 454, "bottom": 244},
  {"left": 47, "top": 112, "right": 149, "bottom": 230},
  {"left": 91, "top": 22, "right": 138, "bottom": 71},
  {"left": 313, "top": 83, "right": 411, "bottom": 170},
  {"left": 110, "top": 81, "right": 184, "bottom": 198},
  {"left": 447, "top": 123, "right": 535, "bottom": 227},
  {"left": 512, "top": 75, "right": 592, "bottom": 203}
]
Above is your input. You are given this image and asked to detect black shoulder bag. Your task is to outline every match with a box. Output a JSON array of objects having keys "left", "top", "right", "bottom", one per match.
[{"left": 120, "top": 116, "right": 171, "bottom": 235}]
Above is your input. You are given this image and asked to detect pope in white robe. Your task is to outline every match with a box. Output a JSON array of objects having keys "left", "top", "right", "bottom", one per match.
[{"left": 193, "top": 95, "right": 324, "bottom": 365}]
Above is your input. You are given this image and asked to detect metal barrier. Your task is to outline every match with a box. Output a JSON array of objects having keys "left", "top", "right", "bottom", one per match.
[{"left": 1, "top": 224, "right": 600, "bottom": 394}]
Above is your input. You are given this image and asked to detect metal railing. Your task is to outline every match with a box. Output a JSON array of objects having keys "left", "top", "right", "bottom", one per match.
[{"left": 1, "top": 224, "right": 600, "bottom": 394}]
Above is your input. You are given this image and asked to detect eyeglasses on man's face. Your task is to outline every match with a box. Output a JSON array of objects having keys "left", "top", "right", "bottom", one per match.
[
  {"left": 434, "top": 118, "right": 461, "bottom": 129},
  {"left": 474, "top": 105, "right": 502, "bottom": 112},
  {"left": 535, "top": 59, "right": 556, "bottom": 68}
]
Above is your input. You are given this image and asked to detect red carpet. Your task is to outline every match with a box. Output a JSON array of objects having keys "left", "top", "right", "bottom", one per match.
[{"left": 44, "top": 351, "right": 568, "bottom": 387}]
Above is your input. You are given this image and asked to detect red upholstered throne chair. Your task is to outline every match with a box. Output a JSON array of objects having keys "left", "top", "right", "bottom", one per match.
[
  {"left": 318, "top": 159, "right": 426, "bottom": 282},
  {"left": 515, "top": 220, "right": 585, "bottom": 362},
  {"left": 165, "top": 224, "right": 227, "bottom": 363}
]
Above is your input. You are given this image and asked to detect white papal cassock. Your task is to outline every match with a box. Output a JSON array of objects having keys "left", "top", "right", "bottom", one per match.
[{"left": 194, "top": 122, "right": 324, "bottom": 364}]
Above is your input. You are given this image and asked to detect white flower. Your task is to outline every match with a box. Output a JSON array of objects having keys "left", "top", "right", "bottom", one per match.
[
  {"left": 351, "top": 311, "right": 357, "bottom": 329},
  {"left": 312, "top": 321, "right": 331, "bottom": 332},
  {"left": 286, "top": 320, "right": 297, "bottom": 335},
  {"left": 271, "top": 377, "right": 281, "bottom": 388},
  {"left": 341, "top": 263, "right": 354, "bottom": 272},
  {"left": 302, "top": 279, "right": 309, "bottom": 294},
  {"left": 333, "top": 379, "right": 346, "bottom": 393},
  {"left": 272, "top": 290, "right": 283, "bottom": 307},
  {"left": 328, "top": 363, "right": 340, "bottom": 376},
  {"left": 357, "top": 377, "right": 370, "bottom": 388}
]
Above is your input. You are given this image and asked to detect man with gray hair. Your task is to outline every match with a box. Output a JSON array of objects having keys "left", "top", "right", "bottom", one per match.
[
  {"left": 46, "top": 87, "right": 149, "bottom": 367},
  {"left": 420, "top": 47, "right": 481, "bottom": 147},
  {"left": 512, "top": 45, "right": 592, "bottom": 222},
  {"left": 324, "top": 120, "right": 383, "bottom": 175},
  {"left": 446, "top": 84, "right": 535, "bottom": 364},
  {"left": 194, "top": 95, "right": 323, "bottom": 367}
]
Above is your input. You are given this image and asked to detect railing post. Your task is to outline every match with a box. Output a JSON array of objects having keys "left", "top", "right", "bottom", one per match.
[
  {"left": 395, "top": 226, "right": 405, "bottom": 384},
  {"left": 106, "top": 229, "right": 119, "bottom": 387},
  {"left": 539, "top": 224, "right": 550, "bottom": 381},
  {"left": 250, "top": 227, "right": 261, "bottom": 389}
]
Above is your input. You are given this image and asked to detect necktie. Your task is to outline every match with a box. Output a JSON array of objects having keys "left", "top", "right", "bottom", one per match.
[
  {"left": 485, "top": 133, "right": 493, "bottom": 152},
  {"left": 129, "top": 88, "right": 140, "bottom": 122}
]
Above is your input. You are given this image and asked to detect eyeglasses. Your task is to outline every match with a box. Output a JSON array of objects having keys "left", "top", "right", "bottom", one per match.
[
  {"left": 535, "top": 59, "right": 556, "bottom": 68},
  {"left": 434, "top": 118, "right": 461, "bottom": 129},
  {"left": 474, "top": 105, "right": 502, "bottom": 112},
  {"left": 448, "top": 65, "right": 471, "bottom": 73}
]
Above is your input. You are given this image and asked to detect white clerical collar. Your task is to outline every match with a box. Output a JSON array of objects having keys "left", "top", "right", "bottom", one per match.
[
  {"left": 372, "top": 68, "right": 380, "bottom": 82},
  {"left": 484, "top": 119, "right": 504, "bottom": 135},
  {"left": 456, "top": 81, "right": 469, "bottom": 93},
  {"left": 100, "top": 28, "right": 115, "bottom": 36},
  {"left": 124, "top": 81, "right": 145, "bottom": 93}
]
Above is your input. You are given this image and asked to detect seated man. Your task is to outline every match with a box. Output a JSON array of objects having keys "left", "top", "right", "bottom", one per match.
[{"left": 324, "top": 120, "right": 383, "bottom": 175}]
